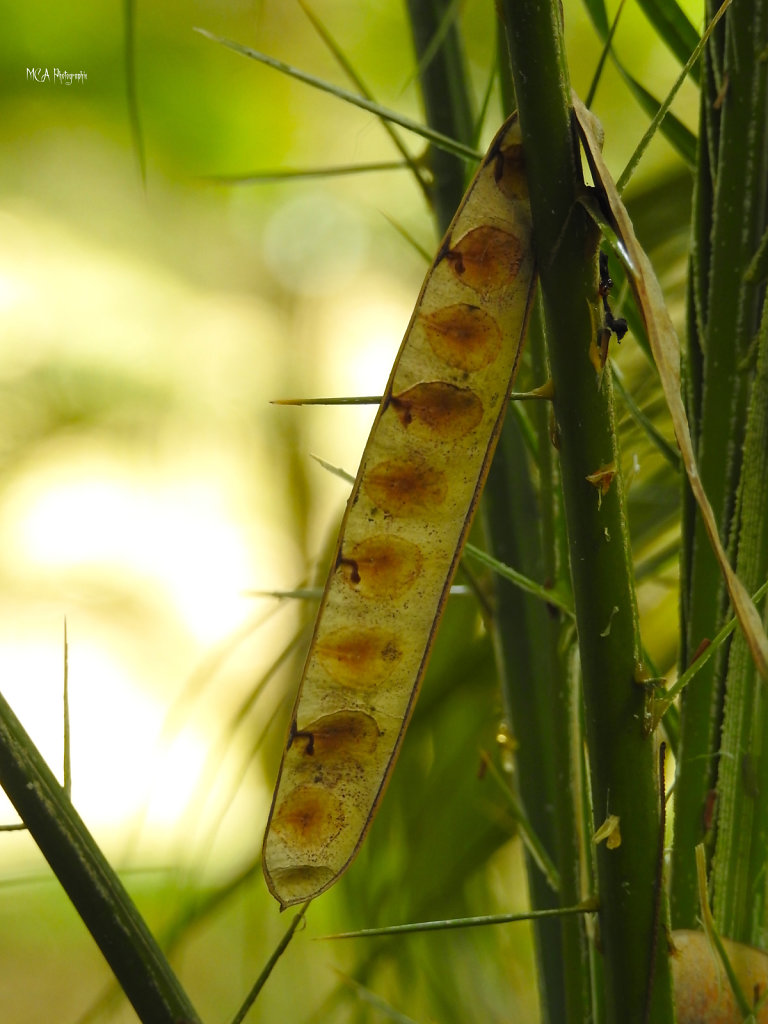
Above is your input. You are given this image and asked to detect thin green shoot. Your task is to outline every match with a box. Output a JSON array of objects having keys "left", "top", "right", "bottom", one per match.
[
  {"left": 632, "top": 0, "right": 701, "bottom": 80},
  {"left": 180, "top": 709, "right": 289, "bottom": 888},
  {"left": 616, "top": 0, "right": 732, "bottom": 192},
  {"left": 654, "top": 576, "right": 768, "bottom": 722},
  {"left": 381, "top": 210, "right": 433, "bottom": 264},
  {"left": 581, "top": 0, "right": 696, "bottom": 166},
  {"left": 472, "top": 59, "right": 498, "bottom": 148},
  {"left": 320, "top": 900, "right": 597, "bottom": 940},
  {"left": 248, "top": 584, "right": 474, "bottom": 600},
  {"left": 123, "top": 0, "right": 146, "bottom": 186},
  {"left": 333, "top": 974, "right": 421, "bottom": 1024},
  {"left": 464, "top": 543, "right": 574, "bottom": 616},
  {"left": 177, "top": 633, "right": 308, "bottom": 830},
  {"left": 161, "top": 602, "right": 296, "bottom": 732},
  {"left": 272, "top": 395, "right": 383, "bottom": 406},
  {"left": 205, "top": 161, "right": 411, "bottom": 185},
  {"left": 141, "top": 629, "right": 311, "bottom": 885},
  {"left": 480, "top": 750, "right": 561, "bottom": 891},
  {"left": 454, "top": 556, "right": 494, "bottom": 620},
  {"left": 297, "top": 0, "right": 431, "bottom": 200},
  {"left": 193, "top": 28, "right": 482, "bottom": 162},
  {"left": 229, "top": 902, "right": 310, "bottom": 1024},
  {"left": 582, "top": 0, "right": 699, "bottom": 81},
  {"left": 634, "top": 535, "right": 681, "bottom": 584},
  {"left": 695, "top": 844, "right": 753, "bottom": 1020},
  {"left": 643, "top": 741, "right": 668, "bottom": 1024},
  {"left": 403, "top": 0, "right": 463, "bottom": 94},
  {"left": 585, "top": 0, "right": 627, "bottom": 109},
  {"left": 271, "top": 385, "right": 553, "bottom": 406},
  {"left": 610, "top": 361, "right": 681, "bottom": 470}
]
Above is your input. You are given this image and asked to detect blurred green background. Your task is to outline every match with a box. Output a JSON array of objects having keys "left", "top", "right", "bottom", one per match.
[{"left": 0, "top": 1, "right": 699, "bottom": 1020}]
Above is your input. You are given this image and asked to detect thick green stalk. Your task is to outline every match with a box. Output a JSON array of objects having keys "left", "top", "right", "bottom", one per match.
[
  {"left": 500, "top": 2, "right": 674, "bottom": 1021},
  {"left": 529, "top": 305, "right": 591, "bottom": 1024},
  {"left": 671, "top": 91, "right": 716, "bottom": 931},
  {"left": 484, "top": 383, "right": 591, "bottom": 1024},
  {"left": 672, "top": 0, "right": 768, "bottom": 929},
  {"left": 713, "top": 294, "right": 768, "bottom": 942},
  {"left": 494, "top": 57, "right": 589, "bottom": 1019},
  {"left": 493, "top": 18, "right": 590, "bottom": 1016},
  {"left": 405, "top": 0, "right": 475, "bottom": 227},
  {"left": 0, "top": 690, "right": 201, "bottom": 1024},
  {"left": 483, "top": 423, "right": 561, "bottom": 1021}
]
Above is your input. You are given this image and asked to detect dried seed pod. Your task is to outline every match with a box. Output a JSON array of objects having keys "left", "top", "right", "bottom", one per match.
[{"left": 263, "top": 114, "right": 536, "bottom": 909}]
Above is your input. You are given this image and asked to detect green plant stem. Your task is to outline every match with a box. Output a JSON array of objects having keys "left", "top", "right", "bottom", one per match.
[
  {"left": 484, "top": 303, "right": 590, "bottom": 1024},
  {"left": 484, "top": 414, "right": 576, "bottom": 1024},
  {"left": 123, "top": 0, "right": 146, "bottom": 186},
  {"left": 713, "top": 291, "right": 768, "bottom": 943},
  {"left": 404, "top": 0, "right": 475, "bottom": 227},
  {"left": 0, "top": 690, "right": 201, "bottom": 1024},
  {"left": 230, "top": 902, "right": 309, "bottom": 1024},
  {"left": 497, "top": 27, "right": 590, "bottom": 1024},
  {"left": 322, "top": 901, "right": 596, "bottom": 939},
  {"left": 500, "top": 2, "right": 675, "bottom": 1021},
  {"left": 672, "top": 0, "right": 768, "bottom": 930},
  {"left": 709, "top": 0, "right": 768, "bottom": 944},
  {"left": 670, "top": 34, "right": 719, "bottom": 935}
]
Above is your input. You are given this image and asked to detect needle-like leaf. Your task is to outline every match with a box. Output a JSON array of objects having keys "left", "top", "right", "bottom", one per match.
[{"left": 194, "top": 28, "right": 482, "bottom": 162}]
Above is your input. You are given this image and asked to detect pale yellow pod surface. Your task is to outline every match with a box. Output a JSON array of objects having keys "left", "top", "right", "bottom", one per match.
[
  {"left": 672, "top": 930, "right": 768, "bottom": 1023},
  {"left": 263, "top": 114, "right": 536, "bottom": 909}
]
